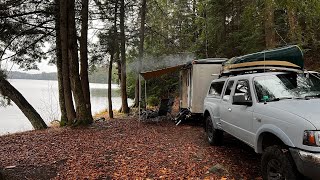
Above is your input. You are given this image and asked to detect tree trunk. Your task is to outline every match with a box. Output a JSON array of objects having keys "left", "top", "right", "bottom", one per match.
[
  {"left": 55, "top": 0, "right": 68, "bottom": 125},
  {"left": 119, "top": 0, "right": 130, "bottom": 114},
  {"left": 264, "top": 0, "right": 276, "bottom": 48},
  {"left": 117, "top": 51, "right": 122, "bottom": 113},
  {"left": 108, "top": 55, "right": 114, "bottom": 119},
  {"left": 287, "top": 4, "right": 301, "bottom": 43},
  {"left": 0, "top": 77, "right": 47, "bottom": 130},
  {"left": 60, "top": 0, "right": 76, "bottom": 124},
  {"left": 221, "top": 3, "right": 227, "bottom": 45},
  {"left": 108, "top": 1, "right": 119, "bottom": 119},
  {"left": 68, "top": 0, "right": 92, "bottom": 124},
  {"left": 133, "top": 0, "right": 147, "bottom": 108},
  {"left": 116, "top": 52, "right": 121, "bottom": 85},
  {"left": 80, "top": 0, "right": 93, "bottom": 122},
  {"left": 192, "top": 0, "right": 198, "bottom": 41}
]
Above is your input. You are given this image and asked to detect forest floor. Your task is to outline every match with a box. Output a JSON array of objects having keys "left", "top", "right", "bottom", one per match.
[{"left": 0, "top": 114, "right": 262, "bottom": 179}]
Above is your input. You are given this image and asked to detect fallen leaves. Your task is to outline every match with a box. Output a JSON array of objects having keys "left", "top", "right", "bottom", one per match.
[{"left": 0, "top": 118, "right": 261, "bottom": 179}]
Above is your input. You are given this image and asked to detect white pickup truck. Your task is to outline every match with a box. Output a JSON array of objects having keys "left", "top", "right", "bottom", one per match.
[{"left": 203, "top": 71, "right": 320, "bottom": 179}]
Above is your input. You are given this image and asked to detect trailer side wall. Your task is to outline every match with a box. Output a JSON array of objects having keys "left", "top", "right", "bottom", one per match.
[
  {"left": 190, "top": 64, "right": 222, "bottom": 113},
  {"left": 180, "top": 69, "right": 189, "bottom": 109}
]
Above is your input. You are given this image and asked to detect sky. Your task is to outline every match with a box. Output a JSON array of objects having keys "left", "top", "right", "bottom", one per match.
[{"left": 1, "top": 58, "right": 57, "bottom": 74}]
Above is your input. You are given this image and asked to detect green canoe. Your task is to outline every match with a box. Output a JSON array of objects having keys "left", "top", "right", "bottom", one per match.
[{"left": 224, "top": 45, "right": 304, "bottom": 71}]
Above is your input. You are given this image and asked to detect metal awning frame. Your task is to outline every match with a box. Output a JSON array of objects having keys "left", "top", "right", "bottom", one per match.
[
  {"left": 137, "top": 58, "right": 227, "bottom": 121},
  {"left": 138, "top": 64, "right": 187, "bottom": 121}
]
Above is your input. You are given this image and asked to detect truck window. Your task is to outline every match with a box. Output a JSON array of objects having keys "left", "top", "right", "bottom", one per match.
[
  {"left": 209, "top": 81, "right": 225, "bottom": 97},
  {"left": 254, "top": 73, "right": 320, "bottom": 102},
  {"left": 223, "top": 80, "right": 234, "bottom": 101},
  {"left": 235, "top": 80, "right": 251, "bottom": 101}
]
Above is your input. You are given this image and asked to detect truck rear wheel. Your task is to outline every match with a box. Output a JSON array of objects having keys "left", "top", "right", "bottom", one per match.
[
  {"left": 261, "top": 145, "right": 300, "bottom": 180},
  {"left": 206, "top": 116, "right": 223, "bottom": 145}
]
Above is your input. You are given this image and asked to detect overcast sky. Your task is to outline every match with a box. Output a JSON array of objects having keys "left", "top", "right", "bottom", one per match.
[{"left": 1, "top": 60, "right": 57, "bottom": 74}]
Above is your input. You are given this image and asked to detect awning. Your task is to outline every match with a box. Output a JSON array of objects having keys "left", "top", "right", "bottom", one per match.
[{"left": 140, "top": 64, "right": 185, "bottom": 80}]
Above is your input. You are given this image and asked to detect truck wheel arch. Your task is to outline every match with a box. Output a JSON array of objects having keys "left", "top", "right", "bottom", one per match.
[
  {"left": 203, "top": 110, "right": 211, "bottom": 131},
  {"left": 255, "top": 125, "right": 295, "bottom": 154},
  {"left": 204, "top": 110, "right": 210, "bottom": 119},
  {"left": 204, "top": 109, "right": 220, "bottom": 129}
]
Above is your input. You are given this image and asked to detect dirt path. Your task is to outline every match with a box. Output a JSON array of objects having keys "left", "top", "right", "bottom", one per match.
[{"left": 0, "top": 118, "right": 261, "bottom": 179}]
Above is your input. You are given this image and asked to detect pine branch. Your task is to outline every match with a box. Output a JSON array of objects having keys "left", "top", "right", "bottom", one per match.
[
  {"left": 0, "top": 30, "right": 55, "bottom": 62},
  {"left": 9, "top": 17, "right": 55, "bottom": 30},
  {"left": 0, "top": 10, "right": 53, "bottom": 19}
]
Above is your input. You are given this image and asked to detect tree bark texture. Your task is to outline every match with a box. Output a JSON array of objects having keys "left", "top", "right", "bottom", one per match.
[
  {"left": 0, "top": 77, "right": 47, "bottom": 130},
  {"left": 80, "top": 0, "right": 93, "bottom": 122},
  {"left": 108, "top": 55, "right": 114, "bottom": 119},
  {"left": 67, "top": 0, "right": 92, "bottom": 124},
  {"left": 60, "top": 0, "right": 76, "bottom": 124},
  {"left": 120, "top": 0, "right": 130, "bottom": 114},
  {"left": 55, "top": 0, "right": 68, "bottom": 125},
  {"left": 133, "top": 0, "right": 147, "bottom": 108},
  {"left": 264, "top": 0, "right": 276, "bottom": 48},
  {"left": 108, "top": 1, "right": 119, "bottom": 119},
  {"left": 116, "top": 52, "right": 121, "bottom": 85},
  {"left": 192, "top": 0, "right": 198, "bottom": 41},
  {"left": 287, "top": 4, "right": 301, "bottom": 43}
]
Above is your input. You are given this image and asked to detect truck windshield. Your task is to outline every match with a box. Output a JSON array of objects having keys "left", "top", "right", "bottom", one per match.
[{"left": 254, "top": 73, "right": 320, "bottom": 102}]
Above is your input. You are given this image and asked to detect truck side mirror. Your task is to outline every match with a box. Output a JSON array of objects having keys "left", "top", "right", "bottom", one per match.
[{"left": 232, "top": 95, "right": 253, "bottom": 106}]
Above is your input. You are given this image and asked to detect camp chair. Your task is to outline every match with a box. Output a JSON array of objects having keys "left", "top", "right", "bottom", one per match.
[
  {"left": 158, "top": 98, "right": 174, "bottom": 117},
  {"left": 141, "top": 98, "right": 174, "bottom": 122}
]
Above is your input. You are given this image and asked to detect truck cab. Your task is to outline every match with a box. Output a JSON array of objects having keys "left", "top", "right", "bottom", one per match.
[{"left": 204, "top": 71, "right": 320, "bottom": 179}]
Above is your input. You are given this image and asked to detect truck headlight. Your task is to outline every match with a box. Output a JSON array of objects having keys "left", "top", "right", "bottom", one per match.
[{"left": 303, "top": 131, "right": 320, "bottom": 146}]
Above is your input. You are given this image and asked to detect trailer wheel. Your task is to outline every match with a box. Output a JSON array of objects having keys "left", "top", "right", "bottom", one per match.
[{"left": 206, "top": 116, "right": 223, "bottom": 145}]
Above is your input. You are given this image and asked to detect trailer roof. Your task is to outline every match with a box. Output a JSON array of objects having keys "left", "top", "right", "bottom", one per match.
[
  {"left": 193, "top": 58, "right": 227, "bottom": 64},
  {"left": 140, "top": 58, "right": 227, "bottom": 80}
]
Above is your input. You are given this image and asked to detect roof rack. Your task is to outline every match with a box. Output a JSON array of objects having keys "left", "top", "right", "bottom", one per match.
[
  {"left": 220, "top": 66, "right": 303, "bottom": 78},
  {"left": 220, "top": 45, "right": 304, "bottom": 77}
]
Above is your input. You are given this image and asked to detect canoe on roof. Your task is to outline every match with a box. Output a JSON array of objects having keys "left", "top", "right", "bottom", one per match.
[{"left": 223, "top": 45, "right": 304, "bottom": 73}]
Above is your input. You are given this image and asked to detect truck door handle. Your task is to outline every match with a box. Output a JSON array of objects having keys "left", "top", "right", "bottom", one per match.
[{"left": 228, "top": 108, "right": 232, "bottom": 112}]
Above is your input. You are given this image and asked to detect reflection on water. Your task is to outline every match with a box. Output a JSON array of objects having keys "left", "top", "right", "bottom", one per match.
[{"left": 0, "top": 79, "right": 132, "bottom": 135}]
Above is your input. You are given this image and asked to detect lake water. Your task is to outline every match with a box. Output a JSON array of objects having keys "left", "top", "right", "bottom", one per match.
[{"left": 0, "top": 79, "right": 132, "bottom": 135}]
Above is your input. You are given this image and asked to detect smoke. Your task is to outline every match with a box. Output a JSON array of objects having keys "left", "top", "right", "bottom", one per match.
[{"left": 127, "top": 53, "right": 195, "bottom": 74}]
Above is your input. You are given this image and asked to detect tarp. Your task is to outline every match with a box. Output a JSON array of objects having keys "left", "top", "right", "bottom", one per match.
[
  {"left": 140, "top": 64, "right": 185, "bottom": 80},
  {"left": 224, "top": 45, "right": 304, "bottom": 69}
]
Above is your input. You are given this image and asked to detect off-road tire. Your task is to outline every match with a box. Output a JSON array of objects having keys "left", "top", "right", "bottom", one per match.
[
  {"left": 206, "top": 115, "right": 223, "bottom": 145},
  {"left": 261, "top": 145, "right": 301, "bottom": 180}
]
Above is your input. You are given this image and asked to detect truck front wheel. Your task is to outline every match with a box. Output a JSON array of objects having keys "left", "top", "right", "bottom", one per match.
[
  {"left": 206, "top": 116, "right": 223, "bottom": 145},
  {"left": 261, "top": 145, "right": 300, "bottom": 180}
]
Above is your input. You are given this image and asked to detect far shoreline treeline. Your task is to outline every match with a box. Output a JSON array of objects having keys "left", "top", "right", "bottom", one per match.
[{"left": 6, "top": 67, "right": 116, "bottom": 84}]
